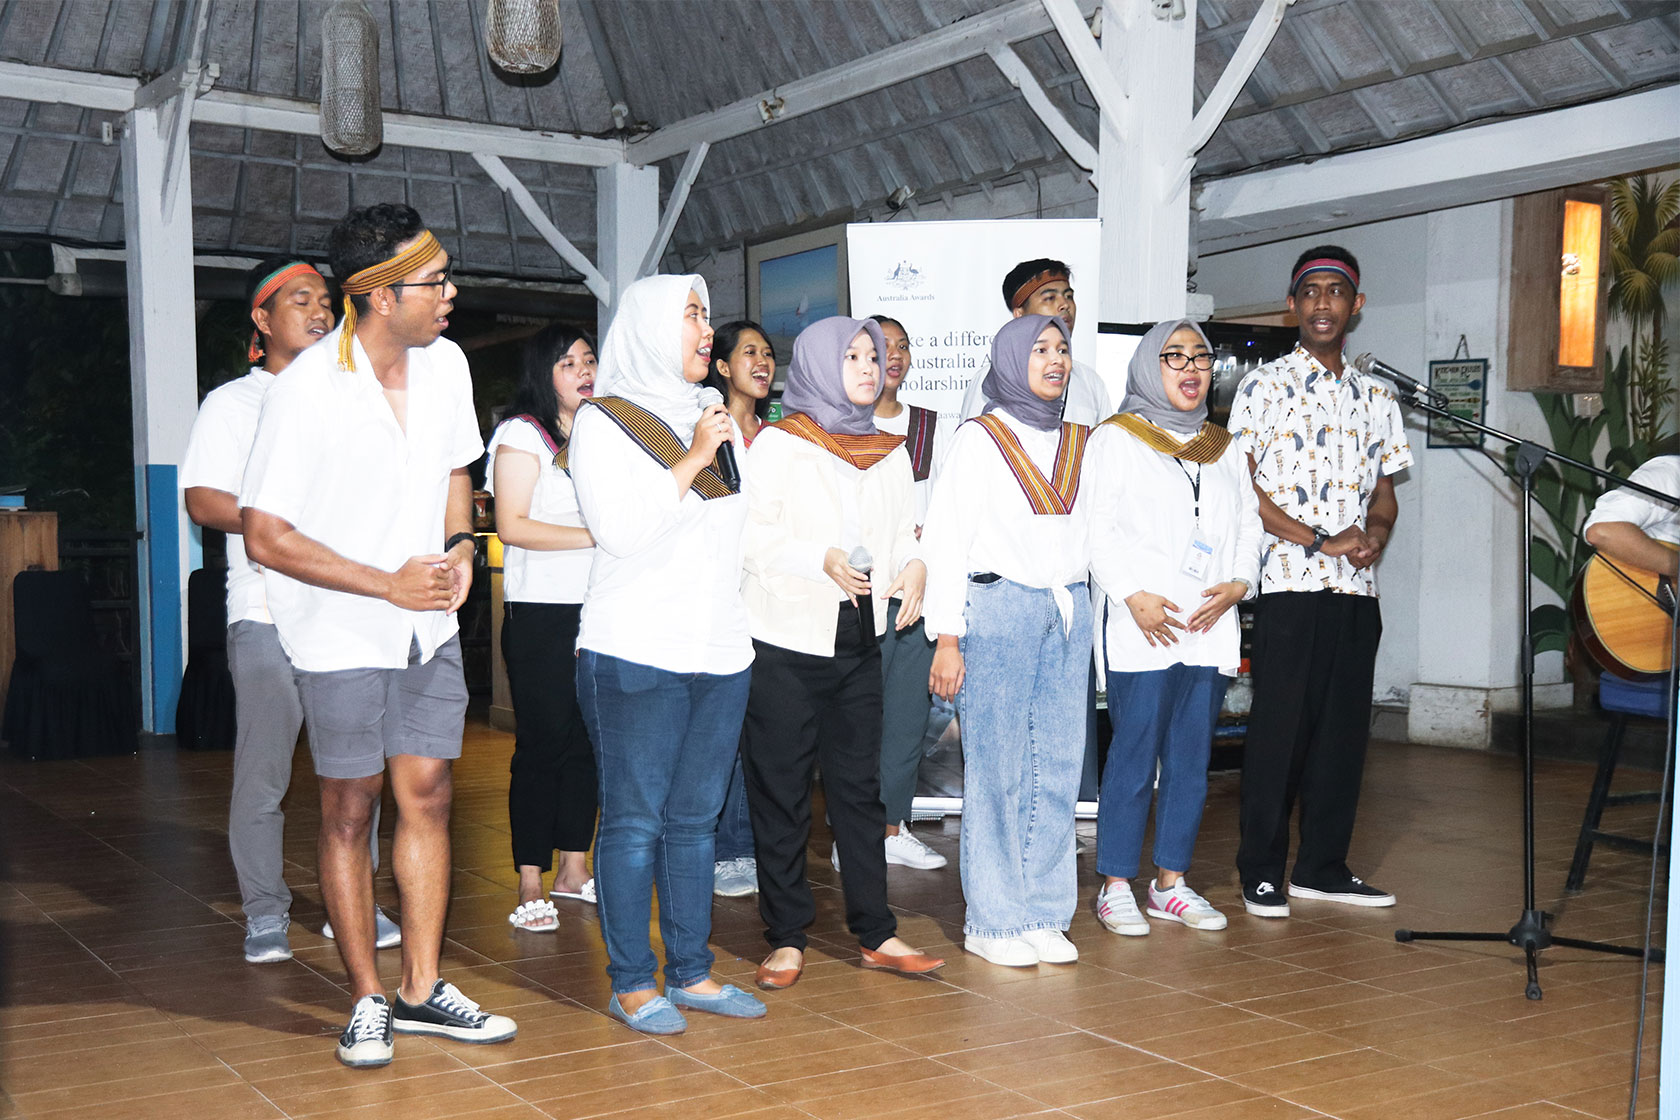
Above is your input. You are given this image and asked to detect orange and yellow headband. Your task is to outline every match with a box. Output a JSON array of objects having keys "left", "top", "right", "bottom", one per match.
[
  {"left": 1009, "top": 268, "right": 1071, "bottom": 311},
  {"left": 337, "top": 230, "right": 443, "bottom": 370},
  {"left": 248, "top": 261, "right": 324, "bottom": 363}
]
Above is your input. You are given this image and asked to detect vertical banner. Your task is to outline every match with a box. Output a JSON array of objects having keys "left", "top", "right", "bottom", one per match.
[{"left": 846, "top": 219, "right": 1100, "bottom": 414}]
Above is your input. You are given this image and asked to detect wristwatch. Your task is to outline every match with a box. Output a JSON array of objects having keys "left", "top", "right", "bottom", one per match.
[
  {"left": 1303, "top": 525, "right": 1330, "bottom": 557},
  {"left": 445, "top": 531, "right": 478, "bottom": 556}
]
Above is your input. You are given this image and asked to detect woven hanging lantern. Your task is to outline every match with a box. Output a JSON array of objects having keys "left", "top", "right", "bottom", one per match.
[
  {"left": 320, "top": 0, "right": 382, "bottom": 156},
  {"left": 486, "top": 0, "right": 562, "bottom": 74}
]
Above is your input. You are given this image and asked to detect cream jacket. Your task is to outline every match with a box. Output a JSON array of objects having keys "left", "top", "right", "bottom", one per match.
[{"left": 742, "top": 426, "right": 920, "bottom": 657}]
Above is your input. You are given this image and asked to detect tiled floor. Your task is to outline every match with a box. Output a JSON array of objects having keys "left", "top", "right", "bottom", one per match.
[{"left": 0, "top": 715, "right": 1665, "bottom": 1119}]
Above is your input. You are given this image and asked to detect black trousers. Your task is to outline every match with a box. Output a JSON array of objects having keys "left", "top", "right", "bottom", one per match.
[
  {"left": 1236, "top": 591, "right": 1382, "bottom": 890},
  {"left": 740, "top": 605, "right": 896, "bottom": 952},
  {"left": 503, "top": 602, "right": 598, "bottom": 868}
]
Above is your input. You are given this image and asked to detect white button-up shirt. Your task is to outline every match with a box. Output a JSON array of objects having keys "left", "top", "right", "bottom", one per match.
[
  {"left": 239, "top": 327, "right": 484, "bottom": 672},
  {"left": 1585, "top": 455, "right": 1680, "bottom": 545},
  {"left": 1229, "top": 344, "right": 1412, "bottom": 597},
  {"left": 180, "top": 367, "right": 277, "bottom": 626},
  {"left": 484, "top": 417, "right": 594, "bottom": 604},
  {"left": 568, "top": 405, "right": 754, "bottom": 675},
  {"left": 919, "top": 409, "right": 1090, "bottom": 638}
]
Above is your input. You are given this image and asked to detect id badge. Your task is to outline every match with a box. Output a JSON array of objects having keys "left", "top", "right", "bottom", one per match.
[{"left": 1181, "top": 536, "right": 1213, "bottom": 581}]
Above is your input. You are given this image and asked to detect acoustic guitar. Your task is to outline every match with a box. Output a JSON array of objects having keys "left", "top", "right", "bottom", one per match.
[{"left": 1571, "top": 542, "right": 1678, "bottom": 681}]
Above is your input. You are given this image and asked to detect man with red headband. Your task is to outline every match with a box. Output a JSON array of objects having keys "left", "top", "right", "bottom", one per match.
[
  {"left": 958, "top": 258, "right": 1112, "bottom": 426},
  {"left": 184, "top": 258, "right": 405, "bottom": 964},
  {"left": 242, "top": 204, "right": 513, "bottom": 1067},
  {"left": 1228, "top": 245, "right": 1412, "bottom": 919}
]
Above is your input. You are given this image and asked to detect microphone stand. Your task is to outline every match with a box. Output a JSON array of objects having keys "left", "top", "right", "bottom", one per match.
[{"left": 1389, "top": 387, "right": 1678, "bottom": 999}]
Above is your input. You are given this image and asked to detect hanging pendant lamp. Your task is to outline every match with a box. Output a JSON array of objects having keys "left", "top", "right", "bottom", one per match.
[
  {"left": 486, "top": 0, "right": 562, "bottom": 74},
  {"left": 320, "top": 0, "right": 383, "bottom": 156}
]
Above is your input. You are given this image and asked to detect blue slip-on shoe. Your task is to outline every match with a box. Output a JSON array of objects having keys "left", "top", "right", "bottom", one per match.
[
  {"left": 606, "top": 993, "right": 687, "bottom": 1035},
  {"left": 667, "top": 983, "right": 767, "bottom": 1019}
]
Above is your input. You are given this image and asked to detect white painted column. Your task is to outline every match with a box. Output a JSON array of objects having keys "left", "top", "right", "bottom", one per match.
[
  {"left": 120, "top": 105, "right": 199, "bottom": 734},
  {"left": 1093, "top": 0, "right": 1197, "bottom": 325},
  {"left": 1407, "top": 201, "right": 1566, "bottom": 748},
  {"left": 594, "top": 161, "right": 660, "bottom": 329}
]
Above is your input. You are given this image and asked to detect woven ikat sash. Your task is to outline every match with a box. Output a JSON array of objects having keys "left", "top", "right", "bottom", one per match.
[
  {"left": 906, "top": 406, "right": 938, "bottom": 482},
  {"left": 1100, "top": 413, "right": 1232, "bottom": 465},
  {"left": 971, "top": 414, "right": 1088, "bottom": 516},
  {"left": 770, "top": 412, "right": 905, "bottom": 470},
  {"left": 584, "top": 397, "right": 737, "bottom": 500}
]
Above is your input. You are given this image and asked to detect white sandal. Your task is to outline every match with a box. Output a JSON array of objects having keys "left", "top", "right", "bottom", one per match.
[{"left": 508, "top": 898, "right": 559, "bottom": 932}]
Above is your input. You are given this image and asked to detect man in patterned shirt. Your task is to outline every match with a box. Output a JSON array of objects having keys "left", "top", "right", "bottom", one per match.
[{"left": 1228, "top": 245, "right": 1413, "bottom": 919}]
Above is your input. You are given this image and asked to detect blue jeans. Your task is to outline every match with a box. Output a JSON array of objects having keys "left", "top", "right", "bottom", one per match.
[
  {"left": 715, "top": 749, "right": 754, "bottom": 862},
  {"left": 577, "top": 650, "right": 751, "bottom": 994},
  {"left": 957, "top": 578, "right": 1090, "bottom": 939},
  {"left": 1097, "top": 664, "right": 1229, "bottom": 880}
]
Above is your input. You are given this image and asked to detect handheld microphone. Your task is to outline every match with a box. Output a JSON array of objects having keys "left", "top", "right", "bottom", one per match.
[
  {"left": 1350, "top": 353, "right": 1449, "bottom": 408},
  {"left": 695, "top": 387, "right": 741, "bottom": 490},
  {"left": 848, "top": 545, "right": 877, "bottom": 644}
]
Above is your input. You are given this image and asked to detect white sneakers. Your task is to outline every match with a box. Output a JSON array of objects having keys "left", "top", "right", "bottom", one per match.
[
  {"left": 1020, "top": 928, "right": 1078, "bottom": 963},
  {"left": 884, "top": 824, "right": 948, "bottom": 869},
  {"left": 964, "top": 935, "right": 1039, "bottom": 967},
  {"left": 833, "top": 825, "right": 949, "bottom": 873},
  {"left": 1095, "top": 882, "right": 1151, "bottom": 936},
  {"left": 964, "top": 929, "right": 1077, "bottom": 967},
  {"left": 1099, "top": 879, "right": 1228, "bottom": 933}
]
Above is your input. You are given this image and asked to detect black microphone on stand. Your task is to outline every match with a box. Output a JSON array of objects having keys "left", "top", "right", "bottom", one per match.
[
  {"left": 847, "top": 546, "right": 876, "bottom": 644},
  {"left": 1351, "top": 353, "right": 1449, "bottom": 408},
  {"left": 695, "top": 387, "right": 741, "bottom": 490}
]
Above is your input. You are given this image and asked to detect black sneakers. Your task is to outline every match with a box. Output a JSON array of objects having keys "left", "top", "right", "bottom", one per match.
[
  {"left": 1241, "top": 881, "right": 1290, "bottom": 918},
  {"left": 1288, "top": 876, "right": 1396, "bottom": 908},
  {"left": 392, "top": 980, "right": 518, "bottom": 1043},
  {"left": 336, "top": 994, "right": 394, "bottom": 1068}
]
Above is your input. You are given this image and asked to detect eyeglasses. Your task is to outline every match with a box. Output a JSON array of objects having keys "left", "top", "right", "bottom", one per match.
[
  {"left": 1160, "top": 351, "right": 1215, "bottom": 371},
  {"left": 389, "top": 269, "right": 451, "bottom": 290}
]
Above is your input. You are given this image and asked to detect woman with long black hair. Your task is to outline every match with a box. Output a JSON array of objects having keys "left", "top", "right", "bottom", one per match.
[{"left": 487, "top": 325, "right": 600, "bottom": 933}]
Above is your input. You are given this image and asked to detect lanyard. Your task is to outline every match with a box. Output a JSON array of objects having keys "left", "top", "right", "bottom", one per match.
[{"left": 1175, "top": 459, "right": 1202, "bottom": 522}]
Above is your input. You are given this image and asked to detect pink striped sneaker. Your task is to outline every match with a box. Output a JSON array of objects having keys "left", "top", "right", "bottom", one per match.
[{"left": 1147, "top": 879, "right": 1227, "bottom": 931}]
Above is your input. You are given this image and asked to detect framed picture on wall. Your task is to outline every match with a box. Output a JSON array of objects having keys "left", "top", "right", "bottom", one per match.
[{"left": 746, "top": 226, "right": 850, "bottom": 372}]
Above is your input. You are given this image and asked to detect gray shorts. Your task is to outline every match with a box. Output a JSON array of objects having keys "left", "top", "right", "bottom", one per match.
[{"left": 294, "top": 636, "right": 467, "bottom": 780}]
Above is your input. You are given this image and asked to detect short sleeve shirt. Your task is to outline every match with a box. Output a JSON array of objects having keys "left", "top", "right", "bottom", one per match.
[
  {"left": 180, "top": 368, "right": 275, "bottom": 625},
  {"left": 1584, "top": 455, "right": 1680, "bottom": 545},
  {"left": 1229, "top": 344, "right": 1413, "bottom": 597},
  {"left": 240, "top": 327, "right": 484, "bottom": 672},
  {"left": 484, "top": 416, "right": 594, "bottom": 604}
]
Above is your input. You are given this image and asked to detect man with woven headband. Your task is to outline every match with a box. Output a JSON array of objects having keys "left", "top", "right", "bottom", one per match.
[
  {"left": 957, "top": 258, "right": 1113, "bottom": 427},
  {"left": 183, "top": 258, "right": 411, "bottom": 967},
  {"left": 1228, "top": 244, "right": 1412, "bottom": 920},
  {"left": 241, "top": 204, "right": 514, "bottom": 1068}
]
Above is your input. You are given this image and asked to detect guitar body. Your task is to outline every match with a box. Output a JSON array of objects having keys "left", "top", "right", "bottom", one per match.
[{"left": 1571, "top": 543, "right": 1678, "bottom": 681}]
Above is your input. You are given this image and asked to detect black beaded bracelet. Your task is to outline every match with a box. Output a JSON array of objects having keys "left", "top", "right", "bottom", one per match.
[{"left": 445, "top": 531, "right": 477, "bottom": 556}]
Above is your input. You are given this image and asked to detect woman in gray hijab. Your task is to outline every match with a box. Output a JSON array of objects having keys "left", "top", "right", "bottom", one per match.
[
  {"left": 738, "top": 315, "right": 945, "bottom": 989},
  {"left": 918, "top": 314, "right": 1093, "bottom": 970},
  {"left": 1083, "top": 318, "right": 1263, "bottom": 939}
]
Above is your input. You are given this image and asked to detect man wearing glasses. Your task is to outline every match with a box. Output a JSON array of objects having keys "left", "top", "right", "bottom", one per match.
[
  {"left": 242, "top": 204, "right": 516, "bottom": 1067},
  {"left": 1227, "top": 246, "right": 1412, "bottom": 920}
]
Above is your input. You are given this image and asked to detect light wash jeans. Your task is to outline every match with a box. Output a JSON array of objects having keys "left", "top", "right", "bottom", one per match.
[
  {"left": 956, "top": 577, "right": 1091, "bottom": 939},
  {"left": 577, "top": 650, "right": 751, "bottom": 994}
]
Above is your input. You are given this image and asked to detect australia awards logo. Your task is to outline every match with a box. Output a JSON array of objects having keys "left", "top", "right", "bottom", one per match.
[{"left": 884, "top": 259, "right": 924, "bottom": 291}]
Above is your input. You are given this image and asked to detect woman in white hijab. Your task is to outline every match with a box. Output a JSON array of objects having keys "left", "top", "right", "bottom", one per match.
[
  {"left": 1084, "top": 319, "right": 1261, "bottom": 939},
  {"left": 569, "top": 274, "right": 765, "bottom": 1034}
]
